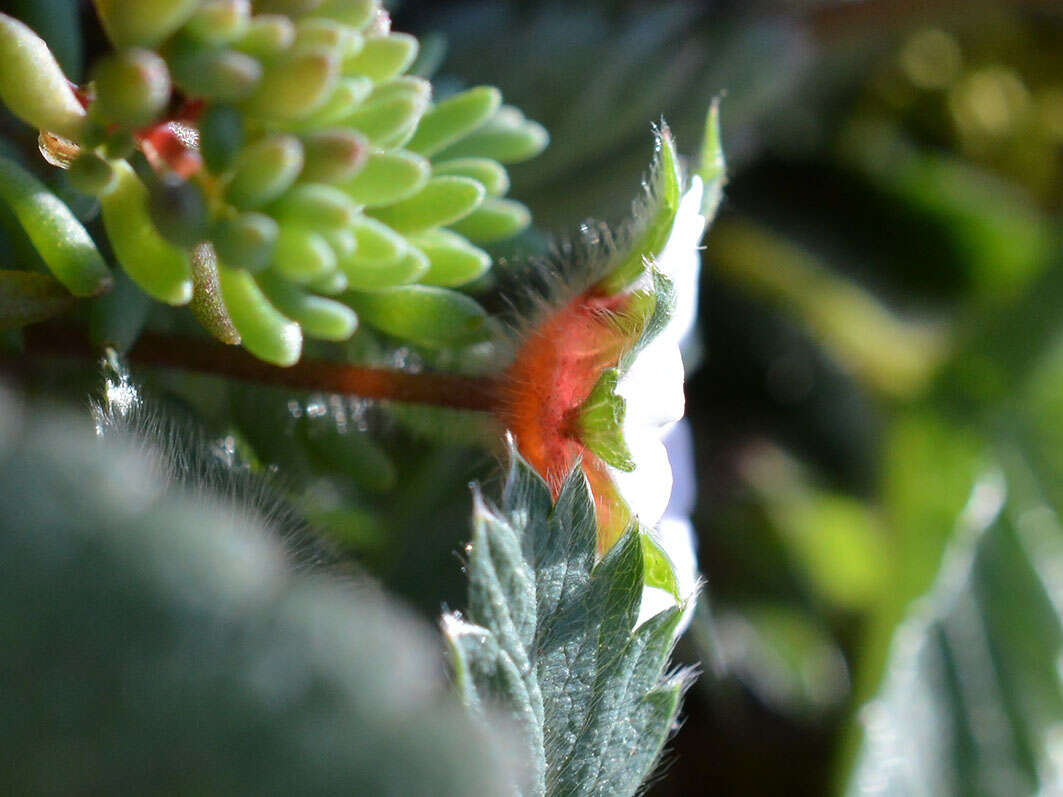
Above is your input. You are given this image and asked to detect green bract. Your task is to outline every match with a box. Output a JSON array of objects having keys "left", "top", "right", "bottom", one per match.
[{"left": 0, "top": 0, "right": 547, "bottom": 363}]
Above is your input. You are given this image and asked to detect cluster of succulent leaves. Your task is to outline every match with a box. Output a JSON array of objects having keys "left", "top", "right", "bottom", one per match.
[{"left": 0, "top": 0, "right": 546, "bottom": 362}]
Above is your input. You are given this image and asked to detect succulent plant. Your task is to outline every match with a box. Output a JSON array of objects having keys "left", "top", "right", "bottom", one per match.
[{"left": 0, "top": 0, "right": 547, "bottom": 363}]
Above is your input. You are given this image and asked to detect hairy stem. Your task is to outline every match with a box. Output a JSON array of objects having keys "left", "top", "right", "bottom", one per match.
[{"left": 18, "top": 324, "right": 500, "bottom": 412}]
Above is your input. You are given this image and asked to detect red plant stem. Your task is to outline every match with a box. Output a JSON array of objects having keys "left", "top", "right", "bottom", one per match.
[{"left": 19, "top": 325, "right": 500, "bottom": 413}]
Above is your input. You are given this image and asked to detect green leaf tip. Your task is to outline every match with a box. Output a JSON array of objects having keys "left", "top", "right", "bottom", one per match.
[
  {"left": 445, "top": 447, "right": 695, "bottom": 797},
  {"left": 596, "top": 124, "right": 682, "bottom": 295},
  {"left": 698, "top": 96, "right": 726, "bottom": 222}
]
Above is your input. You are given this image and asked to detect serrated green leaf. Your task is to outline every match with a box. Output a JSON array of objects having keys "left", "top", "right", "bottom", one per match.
[{"left": 444, "top": 446, "right": 694, "bottom": 796}]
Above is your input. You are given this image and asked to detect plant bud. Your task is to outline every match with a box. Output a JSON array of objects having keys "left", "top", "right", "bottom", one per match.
[
  {"left": 407, "top": 86, "right": 501, "bottom": 158},
  {"left": 212, "top": 212, "right": 278, "bottom": 272},
  {"left": 299, "top": 129, "right": 367, "bottom": 183},
  {"left": 93, "top": 0, "right": 201, "bottom": 47},
  {"left": 342, "top": 33, "right": 417, "bottom": 82},
  {"left": 0, "top": 154, "right": 111, "bottom": 297},
  {"left": 369, "top": 176, "right": 484, "bottom": 233},
  {"left": 344, "top": 285, "right": 489, "bottom": 348},
  {"left": 67, "top": 152, "right": 116, "bottom": 196},
  {"left": 92, "top": 48, "right": 171, "bottom": 127},
  {"left": 224, "top": 134, "right": 304, "bottom": 208},
  {"left": 243, "top": 47, "right": 339, "bottom": 121},
  {"left": 407, "top": 229, "right": 490, "bottom": 287},
  {"left": 217, "top": 263, "right": 301, "bottom": 366},
  {"left": 269, "top": 183, "right": 358, "bottom": 230},
  {"left": 148, "top": 174, "right": 208, "bottom": 247},
  {"left": 99, "top": 159, "right": 192, "bottom": 304},
  {"left": 432, "top": 157, "right": 509, "bottom": 196},
  {"left": 256, "top": 271, "right": 356, "bottom": 341},
  {"left": 271, "top": 226, "right": 336, "bottom": 283},
  {"left": 232, "top": 14, "right": 295, "bottom": 60},
  {"left": 182, "top": 0, "right": 251, "bottom": 46},
  {"left": 450, "top": 197, "right": 532, "bottom": 243},
  {"left": 199, "top": 104, "right": 244, "bottom": 173},
  {"left": 338, "top": 149, "right": 428, "bottom": 207},
  {"left": 0, "top": 13, "right": 86, "bottom": 140},
  {"left": 170, "top": 48, "right": 263, "bottom": 102}
]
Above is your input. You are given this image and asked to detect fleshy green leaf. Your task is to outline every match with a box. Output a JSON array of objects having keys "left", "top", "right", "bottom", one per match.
[
  {"left": 217, "top": 263, "right": 301, "bottom": 366},
  {"left": 0, "top": 155, "right": 111, "bottom": 297},
  {"left": 406, "top": 86, "right": 502, "bottom": 157},
  {"left": 433, "top": 157, "right": 509, "bottom": 197},
  {"left": 369, "top": 176, "right": 484, "bottom": 233},
  {"left": 343, "top": 33, "right": 418, "bottom": 82},
  {"left": 434, "top": 105, "right": 548, "bottom": 164},
  {"left": 448, "top": 197, "right": 531, "bottom": 243},
  {"left": 92, "top": 0, "right": 200, "bottom": 47},
  {"left": 256, "top": 271, "right": 357, "bottom": 341},
  {"left": 444, "top": 446, "right": 694, "bottom": 796},
  {"left": 407, "top": 229, "right": 490, "bottom": 287},
  {"left": 339, "top": 148, "right": 429, "bottom": 207},
  {"left": 345, "top": 284, "right": 487, "bottom": 347},
  {"left": 0, "top": 269, "right": 75, "bottom": 329}
]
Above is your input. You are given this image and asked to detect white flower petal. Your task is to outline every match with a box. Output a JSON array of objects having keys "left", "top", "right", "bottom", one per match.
[
  {"left": 656, "top": 176, "right": 706, "bottom": 347},
  {"left": 618, "top": 336, "right": 685, "bottom": 428},
  {"left": 608, "top": 424, "right": 672, "bottom": 528}
]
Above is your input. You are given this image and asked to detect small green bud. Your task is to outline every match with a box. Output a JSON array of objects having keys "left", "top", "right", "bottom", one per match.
[
  {"left": 169, "top": 47, "right": 263, "bottom": 102},
  {"left": 67, "top": 152, "right": 116, "bottom": 196},
  {"left": 299, "top": 129, "right": 368, "bottom": 183},
  {"left": 0, "top": 13, "right": 86, "bottom": 140},
  {"left": 212, "top": 212, "right": 278, "bottom": 272},
  {"left": 256, "top": 271, "right": 356, "bottom": 341},
  {"left": 408, "top": 229, "right": 490, "bottom": 287},
  {"left": 342, "top": 33, "right": 417, "bottom": 82},
  {"left": 101, "top": 128, "right": 137, "bottom": 160},
  {"left": 344, "top": 285, "right": 489, "bottom": 348},
  {"left": 148, "top": 174, "right": 209, "bottom": 248},
  {"left": 217, "top": 263, "right": 302, "bottom": 366},
  {"left": 432, "top": 157, "right": 509, "bottom": 196},
  {"left": 406, "top": 86, "right": 501, "bottom": 157},
  {"left": 271, "top": 226, "right": 337, "bottom": 283},
  {"left": 99, "top": 159, "right": 192, "bottom": 304},
  {"left": 308, "top": 0, "right": 378, "bottom": 29},
  {"left": 93, "top": 0, "right": 201, "bottom": 47},
  {"left": 199, "top": 104, "right": 244, "bottom": 173},
  {"left": 182, "top": 0, "right": 251, "bottom": 46},
  {"left": 91, "top": 48, "right": 171, "bottom": 127},
  {"left": 435, "top": 106, "right": 548, "bottom": 164},
  {"left": 449, "top": 197, "right": 531, "bottom": 243},
  {"left": 268, "top": 183, "right": 358, "bottom": 230},
  {"left": 224, "top": 134, "right": 304, "bottom": 209},
  {"left": 0, "top": 154, "right": 111, "bottom": 297},
  {"left": 243, "top": 47, "right": 339, "bottom": 121},
  {"left": 369, "top": 176, "right": 484, "bottom": 233},
  {"left": 232, "top": 14, "right": 295, "bottom": 61},
  {"left": 338, "top": 149, "right": 428, "bottom": 207}
]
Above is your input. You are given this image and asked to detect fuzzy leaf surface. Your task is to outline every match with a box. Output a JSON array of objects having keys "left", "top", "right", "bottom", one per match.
[{"left": 445, "top": 444, "right": 692, "bottom": 797}]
